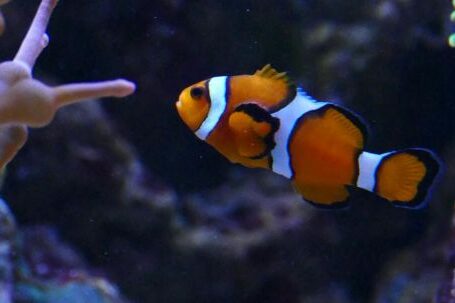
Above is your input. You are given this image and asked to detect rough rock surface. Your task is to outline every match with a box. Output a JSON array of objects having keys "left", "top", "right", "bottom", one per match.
[
  {"left": 0, "top": 197, "right": 129, "bottom": 303},
  {"left": 0, "top": 198, "right": 15, "bottom": 303}
]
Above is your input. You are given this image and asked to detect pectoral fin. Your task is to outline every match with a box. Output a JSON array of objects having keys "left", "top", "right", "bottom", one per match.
[{"left": 228, "top": 104, "right": 279, "bottom": 159}]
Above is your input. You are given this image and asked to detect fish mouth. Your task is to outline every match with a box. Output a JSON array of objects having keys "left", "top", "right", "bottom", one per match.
[{"left": 175, "top": 100, "right": 182, "bottom": 110}]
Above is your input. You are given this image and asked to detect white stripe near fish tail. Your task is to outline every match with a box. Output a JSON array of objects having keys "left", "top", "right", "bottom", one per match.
[
  {"left": 356, "top": 151, "right": 389, "bottom": 192},
  {"left": 356, "top": 149, "right": 440, "bottom": 208}
]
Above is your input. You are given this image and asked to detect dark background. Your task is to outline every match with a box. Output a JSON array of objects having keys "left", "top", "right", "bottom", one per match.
[{"left": 0, "top": 1, "right": 454, "bottom": 302}]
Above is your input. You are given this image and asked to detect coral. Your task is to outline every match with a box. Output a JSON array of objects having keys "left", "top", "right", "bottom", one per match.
[
  {"left": 0, "top": 198, "right": 129, "bottom": 303},
  {"left": 4, "top": 101, "right": 178, "bottom": 302},
  {"left": 14, "top": 226, "right": 129, "bottom": 303},
  {"left": 299, "top": 0, "right": 448, "bottom": 101},
  {"left": 370, "top": 143, "right": 455, "bottom": 303},
  {"left": 373, "top": 248, "right": 446, "bottom": 303},
  {"left": 0, "top": 0, "right": 135, "bottom": 169},
  {"left": 0, "top": 0, "right": 139, "bottom": 301},
  {"left": 0, "top": 198, "right": 15, "bottom": 303},
  {"left": 0, "top": 191, "right": 130, "bottom": 303}
]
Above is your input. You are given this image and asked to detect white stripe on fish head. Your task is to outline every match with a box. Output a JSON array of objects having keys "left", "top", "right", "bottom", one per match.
[{"left": 195, "top": 76, "right": 228, "bottom": 140}]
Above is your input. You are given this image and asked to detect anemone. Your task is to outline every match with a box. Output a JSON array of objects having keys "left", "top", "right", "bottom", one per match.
[{"left": 0, "top": 0, "right": 136, "bottom": 168}]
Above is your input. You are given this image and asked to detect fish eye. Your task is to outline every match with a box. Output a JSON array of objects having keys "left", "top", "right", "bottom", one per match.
[{"left": 190, "top": 87, "right": 205, "bottom": 99}]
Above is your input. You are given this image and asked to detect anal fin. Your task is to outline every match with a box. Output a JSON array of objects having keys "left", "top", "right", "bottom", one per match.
[{"left": 293, "top": 182, "right": 350, "bottom": 209}]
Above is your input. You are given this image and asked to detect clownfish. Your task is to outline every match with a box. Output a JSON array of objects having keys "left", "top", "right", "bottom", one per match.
[{"left": 176, "top": 65, "right": 440, "bottom": 209}]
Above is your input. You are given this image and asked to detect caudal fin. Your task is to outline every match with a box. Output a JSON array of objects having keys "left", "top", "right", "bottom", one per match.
[{"left": 374, "top": 148, "right": 440, "bottom": 208}]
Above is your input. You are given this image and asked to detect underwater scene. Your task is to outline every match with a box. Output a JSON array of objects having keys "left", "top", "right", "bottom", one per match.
[{"left": 0, "top": 0, "right": 454, "bottom": 302}]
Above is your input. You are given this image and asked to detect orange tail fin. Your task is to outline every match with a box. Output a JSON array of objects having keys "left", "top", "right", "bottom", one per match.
[{"left": 373, "top": 149, "right": 440, "bottom": 208}]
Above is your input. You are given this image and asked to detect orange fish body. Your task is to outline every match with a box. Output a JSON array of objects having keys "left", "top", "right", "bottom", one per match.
[{"left": 176, "top": 65, "right": 440, "bottom": 209}]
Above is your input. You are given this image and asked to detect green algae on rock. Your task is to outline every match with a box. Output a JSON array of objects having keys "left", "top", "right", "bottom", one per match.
[
  {"left": 14, "top": 226, "right": 129, "bottom": 303},
  {"left": 0, "top": 199, "right": 130, "bottom": 303}
]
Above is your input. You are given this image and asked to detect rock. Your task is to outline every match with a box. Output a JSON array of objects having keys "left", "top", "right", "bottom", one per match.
[
  {"left": 0, "top": 198, "right": 15, "bottom": 303},
  {"left": 372, "top": 145, "right": 455, "bottom": 303},
  {"left": 3, "top": 102, "right": 178, "bottom": 301},
  {"left": 0, "top": 197, "right": 132, "bottom": 303},
  {"left": 14, "top": 226, "right": 129, "bottom": 303}
]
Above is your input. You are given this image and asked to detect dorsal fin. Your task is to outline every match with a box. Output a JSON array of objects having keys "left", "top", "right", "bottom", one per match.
[
  {"left": 254, "top": 64, "right": 293, "bottom": 86},
  {"left": 322, "top": 106, "right": 365, "bottom": 149}
]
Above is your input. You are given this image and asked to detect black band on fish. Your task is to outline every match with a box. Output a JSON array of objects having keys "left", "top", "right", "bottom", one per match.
[{"left": 234, "top": 103, "right": 280, "bottom": 160}]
